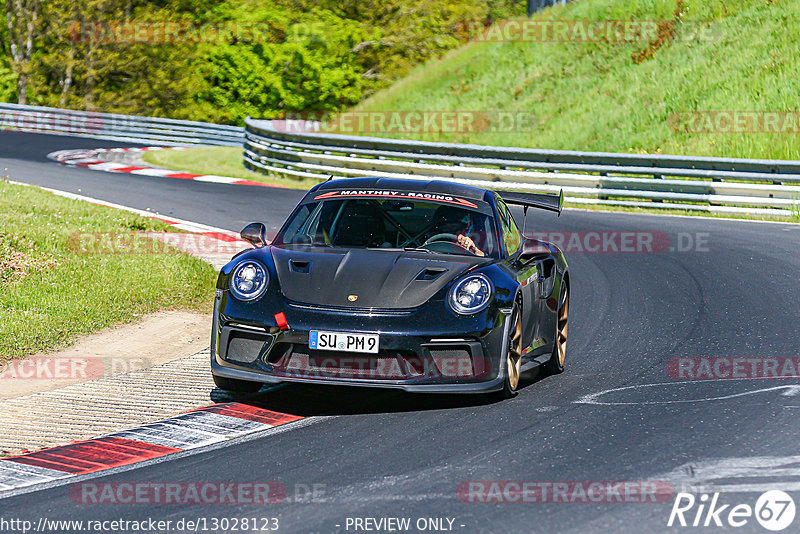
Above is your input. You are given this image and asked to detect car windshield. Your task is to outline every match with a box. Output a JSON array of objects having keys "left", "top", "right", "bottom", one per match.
[{"left": 274, "top": 197, "right": 500, "bottom": 258}]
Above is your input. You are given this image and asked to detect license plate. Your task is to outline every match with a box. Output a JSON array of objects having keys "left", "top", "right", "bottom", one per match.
[{"left": 309, "top": 331, "right": 379, "bottom": 354}]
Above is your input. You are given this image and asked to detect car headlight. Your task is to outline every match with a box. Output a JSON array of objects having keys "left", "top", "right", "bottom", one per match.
[
  {"left": 448, "top": 274, "right": 493, "bottom": 314},
  {"left": 230, "top": 260, "right": 268, "bottom": 301}
]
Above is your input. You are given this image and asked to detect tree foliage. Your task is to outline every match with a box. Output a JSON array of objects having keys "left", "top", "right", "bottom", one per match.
[{"left": 0, "top": 0, "right": 522, "bottom": 123}]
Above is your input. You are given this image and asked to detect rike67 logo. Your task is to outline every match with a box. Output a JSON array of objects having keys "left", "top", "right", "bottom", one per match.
[{"left": 668, "top": 491, "right": 796, "bottom": 531}]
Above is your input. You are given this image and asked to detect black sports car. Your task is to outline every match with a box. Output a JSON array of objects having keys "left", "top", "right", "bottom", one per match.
[{"left": 211, "top": 177, "right": 569, "bottom": 397}]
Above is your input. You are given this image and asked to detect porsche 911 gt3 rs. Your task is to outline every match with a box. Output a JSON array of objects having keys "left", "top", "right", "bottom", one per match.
[{"left": 211, "top": 177, "right": 569, "bottom": 397}]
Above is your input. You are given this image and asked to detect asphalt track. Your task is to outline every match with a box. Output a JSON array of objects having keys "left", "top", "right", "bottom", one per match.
[{"left": 2, "top": 131, "right": 800, "bottom": 533}]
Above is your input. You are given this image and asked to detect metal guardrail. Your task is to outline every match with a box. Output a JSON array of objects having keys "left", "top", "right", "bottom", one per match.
[
  {"left": 2, "top": 103, "right": 796, "bottom": 216},
  {"left": 243, "top": 118, "right": 800, "bottom": 216},
  {"left": 0, "top": 103, "right": 243, "bottom": 146}
]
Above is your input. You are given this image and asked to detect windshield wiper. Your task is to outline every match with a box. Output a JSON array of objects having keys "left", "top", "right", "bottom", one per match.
[
  {"left": 292, "top": 242, "right": 333, "bottom": 247},
  {"left": 364, "top": 246, "right": 432, "bottom": 253}
]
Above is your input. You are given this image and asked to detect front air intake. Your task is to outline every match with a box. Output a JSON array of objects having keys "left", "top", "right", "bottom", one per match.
[{"left": 221, "top": 327, "right": 274, "bottom": 364}]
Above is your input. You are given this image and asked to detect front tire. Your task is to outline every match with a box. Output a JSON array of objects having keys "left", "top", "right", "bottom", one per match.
[
  {"left": 498, "top": 301, "right": 523, "bottom": 398},
  {"left": 213, "top": 374, "right": 263, "bottom": 394},
  {"left": 545, "top": 284, "right": 568, "bottom": 375}
]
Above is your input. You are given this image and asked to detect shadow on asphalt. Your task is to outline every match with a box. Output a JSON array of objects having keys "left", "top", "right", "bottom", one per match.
[{"left": 209, "top": 367, "right": 551, "bottom": 416}]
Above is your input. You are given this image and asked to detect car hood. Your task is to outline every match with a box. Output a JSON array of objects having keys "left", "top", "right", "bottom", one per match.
[{"left": 270, "top": 246, "right": 489, "bottom": 309}]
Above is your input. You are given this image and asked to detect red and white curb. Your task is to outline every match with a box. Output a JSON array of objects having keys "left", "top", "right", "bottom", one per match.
[
  {"left": 47, "top": 147, "right": 284, "bottom": 188},
  {"left": 0, "top": 184, "right": 294, "bottom": 496},
  {"left": 0, "top": 402, "right": 303, "bottom": 494}
]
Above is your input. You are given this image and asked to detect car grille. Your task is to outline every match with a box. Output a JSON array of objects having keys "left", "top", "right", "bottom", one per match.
[{"left": 285, "top": 300, "right": 417, "bottom": 316}]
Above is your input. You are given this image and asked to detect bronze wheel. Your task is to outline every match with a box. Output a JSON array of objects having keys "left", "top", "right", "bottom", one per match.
[
  {"left": 498, "top": 301, "right": 523, "bottom": 398},
  {"left": 557, "top": 288, "right": 568, "bottom": 365},
  {"left": 507, "top": 304, "right": 523, "bottom": 390},
  {"left": 546, "top": 285, "right": 568, "bottom": 375}
]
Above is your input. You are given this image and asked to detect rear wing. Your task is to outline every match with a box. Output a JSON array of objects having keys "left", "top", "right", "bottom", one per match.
[{"left": 499, "top": 189, "right": 564, "bottom": 216}]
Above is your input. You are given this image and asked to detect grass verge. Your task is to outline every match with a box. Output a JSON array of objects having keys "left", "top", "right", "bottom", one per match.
[
  {"left": 0, "top": 182, "right": 217, "bottom": 362},
  {"left": 354, "top": 0, "right": 800, "bottom": 160},
  {"left": 141, "top": 146, "right": 325, "bottom": 190}
]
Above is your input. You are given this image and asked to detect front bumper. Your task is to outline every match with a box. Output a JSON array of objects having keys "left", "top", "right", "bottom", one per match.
[
  {"left": 211, "top": 357, "right": 506, "bottom": 393},
  {"left": 211, "top": 298, "right": 511, "bottom": 394}
]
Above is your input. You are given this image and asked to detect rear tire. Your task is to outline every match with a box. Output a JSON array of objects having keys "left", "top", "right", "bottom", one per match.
[
  {"left": 213, "top": 374, "right": 263, "bottom": 394},
  {"left": 545, "top": 284, "right": 568, "bottom": 375}
]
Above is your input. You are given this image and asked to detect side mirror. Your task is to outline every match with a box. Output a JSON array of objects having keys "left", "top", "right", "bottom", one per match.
[
  {"left": 241, "top": 222, "right": 268, "bottom": 248},
  {"left": 517, "top": 238, "right": 550, "bottom": 264}
]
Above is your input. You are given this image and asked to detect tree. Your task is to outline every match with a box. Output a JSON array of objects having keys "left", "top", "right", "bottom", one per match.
[
  {"left": 4, "top": 0, "right": 39, "bottom": 104},
  {"left": 1, "top": 0, "right": 525, "bottom": 120}
]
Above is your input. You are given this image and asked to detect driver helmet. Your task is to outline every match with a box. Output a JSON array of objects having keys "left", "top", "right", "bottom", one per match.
[{"left": 432, "top": 206, "right": 473, "bottom": 235}]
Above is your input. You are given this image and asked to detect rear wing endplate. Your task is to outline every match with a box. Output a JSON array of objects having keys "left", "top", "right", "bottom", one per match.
[{"left": 499, "top": 189, "right": 563, "bottom": 216}]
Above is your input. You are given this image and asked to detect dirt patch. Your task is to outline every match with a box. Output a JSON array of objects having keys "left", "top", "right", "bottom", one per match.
[
  {"left": 0, "top": 310, "right": 211, "bottom": 401},
  {"left": 632, "top": 0, "right": 686, "bottom": 64},
  {"left": 0, "top": 233, "right": 58, "bottom": 287}
]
